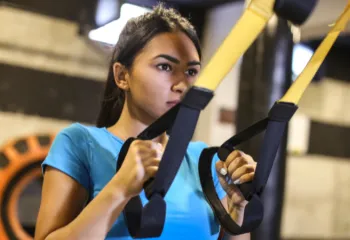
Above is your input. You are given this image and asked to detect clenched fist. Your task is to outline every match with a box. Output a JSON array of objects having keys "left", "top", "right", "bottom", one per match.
[
  {"left": 116, "top": 140, "right": 164, "bottom": 198},
  {"left": 216, "top": 150, "right": 256, "bottom": 208}
]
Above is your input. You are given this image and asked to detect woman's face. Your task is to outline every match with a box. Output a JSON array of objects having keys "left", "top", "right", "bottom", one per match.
[{"left": 124, "top": 31, "right": 201, "bottom": 124}]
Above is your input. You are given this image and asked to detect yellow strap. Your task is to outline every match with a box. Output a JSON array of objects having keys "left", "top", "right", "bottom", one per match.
[
  {"left": 194, "top": 0, "right": 275, "bottom": 91},
  {"left": 279, "top": 1, "right": 350, "bottom": 104}
]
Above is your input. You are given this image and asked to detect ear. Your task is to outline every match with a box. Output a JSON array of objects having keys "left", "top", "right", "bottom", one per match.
[{"left": 113, "top": 62, "right": 130, "bottom": 91}]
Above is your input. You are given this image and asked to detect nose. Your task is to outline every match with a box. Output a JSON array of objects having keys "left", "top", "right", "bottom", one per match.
[
  {"left": 171, "top": 69, "right": 195, "bottom": 96},
  {"left": 171, "top": 80, "right": 188, "bottom": 94}
]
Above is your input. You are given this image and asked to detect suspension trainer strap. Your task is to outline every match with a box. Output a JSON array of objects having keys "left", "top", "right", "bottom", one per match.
[
  {"left": 116, "top": 87, "right": 213, "bottom": 238},
  {"left": 199, "top": 1, "right": 350, "bottom": 235}
]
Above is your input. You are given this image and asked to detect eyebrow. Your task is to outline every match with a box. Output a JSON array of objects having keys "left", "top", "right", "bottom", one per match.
[{"left": 153, "top": 54, "right": 201, "bottom": 66}]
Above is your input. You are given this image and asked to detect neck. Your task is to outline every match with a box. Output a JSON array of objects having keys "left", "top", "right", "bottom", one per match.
[{"left": 107, "top": 100, "right": 168, "bottom": 145}]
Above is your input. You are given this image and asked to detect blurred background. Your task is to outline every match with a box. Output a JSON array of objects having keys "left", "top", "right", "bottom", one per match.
[{"left": 0, "top": 0, "right": 349, "bottom": 239}]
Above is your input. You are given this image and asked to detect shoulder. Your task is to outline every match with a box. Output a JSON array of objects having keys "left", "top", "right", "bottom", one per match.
[
  {"left": 56, "top": 123, "right": 106, "bottom": 145},
  {"left": 54, "top": 123, "right": 124, "bottom": 157},
  {"left": 43, "top": 123, "right": 93, "bottom": 190},
  {"left": 48, "top": 123, "right": 93, "bottom": 156},
  {"left": 57, "top": 123, "right": 89, "bottom": 140}
]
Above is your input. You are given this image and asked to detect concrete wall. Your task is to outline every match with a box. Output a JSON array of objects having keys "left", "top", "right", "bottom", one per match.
[
  {"left": 0, "top": 4, "right": 108, "bottom": 145},
  {"left": 0, "top": 5, "right": 108, "bottom": 81},
  {"left": 282, "top": 78, "right": 350, "bottom": 239}
]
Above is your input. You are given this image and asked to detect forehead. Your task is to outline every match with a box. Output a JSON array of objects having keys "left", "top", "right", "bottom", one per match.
[{"left": 139, "top": 32, "right": 200, "bottom": 61}]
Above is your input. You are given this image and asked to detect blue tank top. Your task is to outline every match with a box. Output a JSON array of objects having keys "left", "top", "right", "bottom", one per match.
[{"left": 42, "top": 123, "right": 226, "bottom": 240}]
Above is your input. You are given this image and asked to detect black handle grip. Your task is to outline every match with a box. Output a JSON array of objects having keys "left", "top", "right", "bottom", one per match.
[
  {"left": 116, "top": 138, "right": 135, "bottom": 171},
  {"left": 143, "top": 178, "right": 155, "bottom": 199}
]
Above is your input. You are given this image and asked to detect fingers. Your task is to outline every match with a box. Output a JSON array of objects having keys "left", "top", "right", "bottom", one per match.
[
  {"left": 217, "top": 150, "right": 242, "bottom": 177},
  {"left": 132, "top": 140, "right": 163, "bottom": 151},
  {"left": 133, "top": 140, "right": 164, "bottom": 159},
  {"left": 224, "top": 150, "right": 242, "bottom": 167},
  {"left": 236, "top": 172, "right": 255, "bottom": 184},
  {"left": 218, "top": 149, "right": 256, "bottom": 184},
  {"left": 219, "top": 150, "right": 246, "bottom": 175},
  {"left": 133, "top": 140, "right": 163, "bottom": 179},
  {"left": 216, "top": 160, "right": 227, "bottom": 176},
  {"left": 227, "top": 157, "right": 250, "bottom": 177},
  {"left": 224, "top": 150, "right": 254, "bottom": 165},
  {"left": 144, "top": 155, "right": 162, "bottom": 178},
  {"left": 230, "top": 164, "right": 255, "bottom": 184},
  {"left": 139, "top": 146, "right": 163, "bottom": 159},
  {"left": 145, "top": 166, "right": 159, "bottom": 178},
  {"left": 143, "top": 157, "right": 161, "bottom": 168}
]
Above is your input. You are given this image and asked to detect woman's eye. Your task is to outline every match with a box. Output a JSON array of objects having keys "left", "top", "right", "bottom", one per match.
[
  {"left": 157, "top": 64, "right": 172, "bottom": 71},
  {"left": 186, "top": 69, "right": 198, "bottom": 77}
]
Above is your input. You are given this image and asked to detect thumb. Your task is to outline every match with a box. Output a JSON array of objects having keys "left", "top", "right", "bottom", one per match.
[{"left": 215, "top": 160, "right": 227, "bottom": 176}]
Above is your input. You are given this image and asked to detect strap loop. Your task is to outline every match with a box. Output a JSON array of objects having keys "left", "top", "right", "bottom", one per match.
[{"left": 199, "top": 102, "right": 298, "bottom": 235}]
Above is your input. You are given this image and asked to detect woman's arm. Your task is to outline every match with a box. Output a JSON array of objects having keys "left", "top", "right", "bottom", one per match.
[
  {"left": 220, "top": 196, "right": 251, "bottom": 240},
  {"left": 35, "top": 166, "right": 131, "bottom": 240}
]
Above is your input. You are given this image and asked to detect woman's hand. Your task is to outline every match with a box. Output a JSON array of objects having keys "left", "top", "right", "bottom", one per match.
[
  {"left": 115, "top": 140, "right": 164, "bottom": 198},
  {"left": 216, "top": 150, "right": 256, "bottom": 209}
]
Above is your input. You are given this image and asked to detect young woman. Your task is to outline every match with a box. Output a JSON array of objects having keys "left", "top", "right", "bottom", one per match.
[{"left": 35, "top": 4, "right": 256, "bottom": 240}]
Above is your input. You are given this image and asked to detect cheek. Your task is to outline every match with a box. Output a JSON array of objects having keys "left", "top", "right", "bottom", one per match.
[
  {"left": 132, "top": 71, "right": 170, "bottom": 103},
  {"left": 141, "top": 67, "right": 171, "bottom": 90},
  {"left": 134, "top": 80, "right": 170, "bottom": 118}
]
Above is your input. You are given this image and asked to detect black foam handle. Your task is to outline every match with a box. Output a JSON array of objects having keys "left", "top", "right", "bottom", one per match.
[
  {"left": 274, "top": 0, "right": 318, "bottom": 25},
  {"left": 116, "top": 137, "right": 136, "bottom": 171},
  {"left": 143, "top": 178, "right": 155, "bottom": 199},
  {"left": 217, "top": 147, "right": 254, "bottom": 201}
]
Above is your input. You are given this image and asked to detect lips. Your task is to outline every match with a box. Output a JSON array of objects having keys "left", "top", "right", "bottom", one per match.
[
  {"left": 166, "top": 100, "right": 180, "bottom": 107},
  {"left": 167, "top": 100, "right": 180, "bottom": 104}
]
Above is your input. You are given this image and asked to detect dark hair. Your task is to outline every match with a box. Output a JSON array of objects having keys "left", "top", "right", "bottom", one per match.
[{"left": 96, "top": 3, "right": 201, "bottom": 128}]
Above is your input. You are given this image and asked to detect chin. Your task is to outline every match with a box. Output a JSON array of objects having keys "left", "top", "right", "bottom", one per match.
[
  {"left": 146, "top": 111, "right": 164, "bottom": 123},
  {"left": 145, "top": 105, "right": 172, "bottom": 123}
]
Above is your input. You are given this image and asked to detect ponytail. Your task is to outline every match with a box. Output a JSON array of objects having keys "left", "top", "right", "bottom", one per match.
[{"left": 96, "top": 65, "right": 125, "bottom": 128}]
